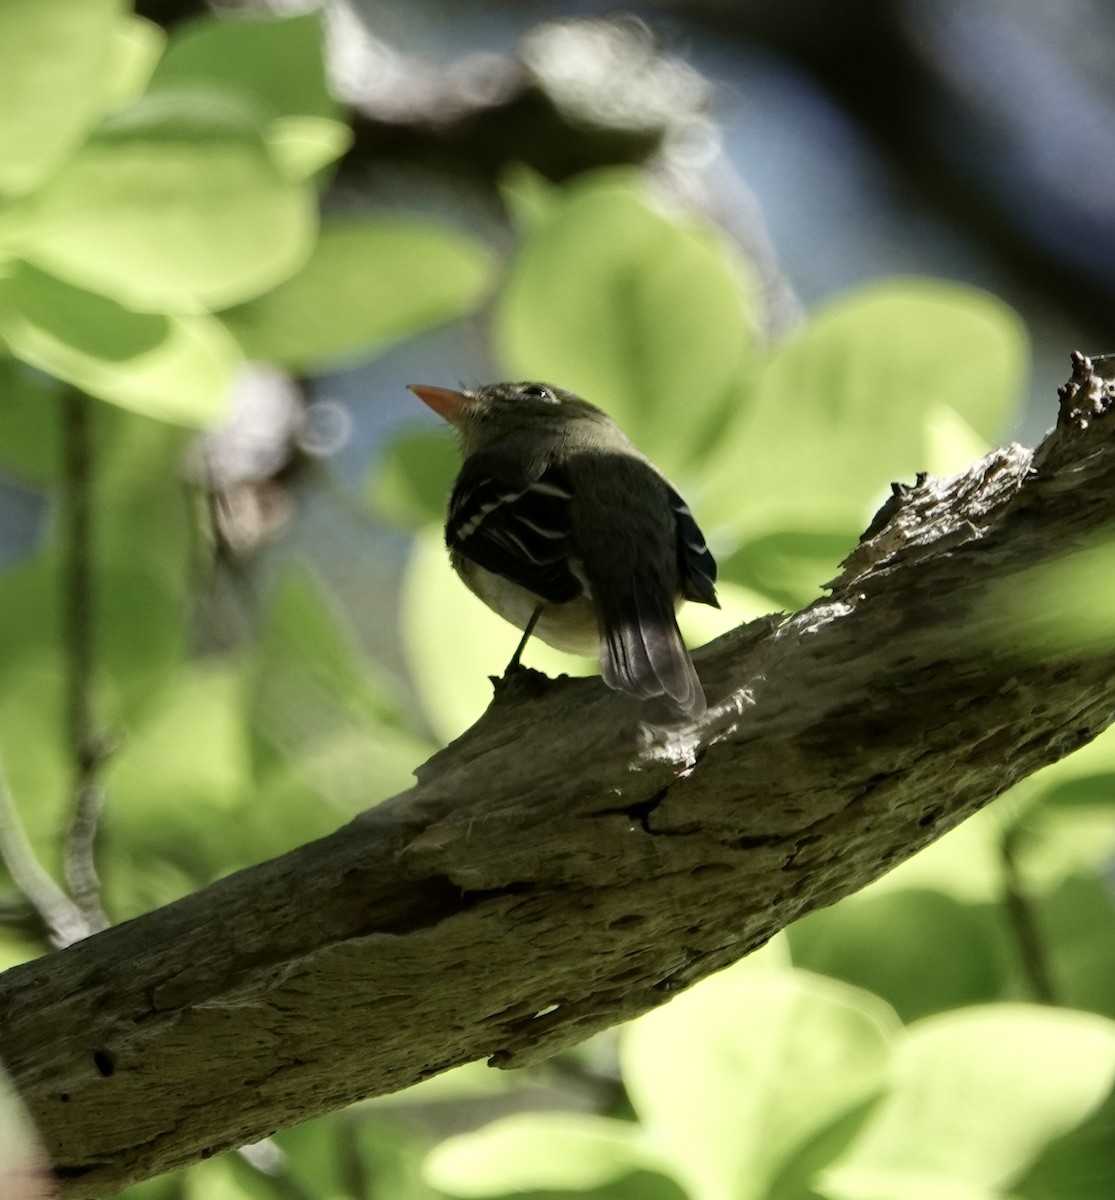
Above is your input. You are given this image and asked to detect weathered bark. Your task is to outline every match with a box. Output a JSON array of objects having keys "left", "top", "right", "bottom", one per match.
[{"left": 3, "top": 354, "right": 1115, "bottom": 1197}]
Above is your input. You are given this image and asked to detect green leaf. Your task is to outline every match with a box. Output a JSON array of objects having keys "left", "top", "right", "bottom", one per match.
[
  {"left": 221, "top": 218, "right": 496, "bottom": 369},
  {"left": 819, "top": 1006, "right": 1115, "bottom": 1200},
  {"left": 103, "top": 662, "right": 256, "bottom": 917},
  {"left": 425, "top": 1113, "right": 666, "bottom": 1197},
  {"left": 0, "top": 406, "right": 194, "bottom": 869},
  {"left": 0, "top": 263, "right": 238, "bottom": 426},
  {"left": 787, "top": 888, "right": 1009, "bottom": 1023},
  {"left": 493, "top": 171, "right": 754, "bottom": 477},
  {"left": 1013, "top": 1083, "right": 1115, "bottom": 1200},
  {"left": 717, "top": 529, "right": 857, "bottom": 611},
  {"left": 701, "top": 280, "right": 1028, "bottom": 541},
  {"left": 0, "top": 0, "right": 123, "bottom": 196},
  {"left": 250, "top": 567, "right": 428, "bottom": 815},
  {"left": 622, "top": 967, "right": 898, "bottom": 1200},
  {"left": 265, "top": 115, "right": 352, "bottom": 181},
  {"left": 401, "top": 528, "right": 594, "bottom": 743},
  {"left": 369, "top": 428, "right": 459, "bottom": 531},
  {"left": 0, "top": 360, "right": 63, "bottom": 482},
  {"left": 984, "top": 531, "right": 1115, "bottom": 659},
  {"left": 19, "top": 89, "right": 316, "bottom": 312},
  {"left": 149, "top": 12, "right": 338, "bottom": 120},
  {"left": 1033, "top": 875, "right": 1115, "bottom": 1020},
  {"left": 106, "top": 16, "right": 166, "bottom": 107}
]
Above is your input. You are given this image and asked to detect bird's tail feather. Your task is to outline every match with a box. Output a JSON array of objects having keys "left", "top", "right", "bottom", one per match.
[{"left": 599, "top": 589, "right": 706, "bottom": 718}]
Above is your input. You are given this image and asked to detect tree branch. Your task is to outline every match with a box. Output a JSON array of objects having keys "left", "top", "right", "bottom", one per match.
[{"left": 3, "top": 354, "right": 1115, "bottom": 1197}]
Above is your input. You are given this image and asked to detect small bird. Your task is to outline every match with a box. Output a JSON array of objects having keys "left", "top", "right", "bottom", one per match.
[{"left": 409, "top": 381, "right": 719, "bottom": 718}]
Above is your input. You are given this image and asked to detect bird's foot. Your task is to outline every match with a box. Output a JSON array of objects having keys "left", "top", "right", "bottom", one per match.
[{"left": 490, "top": 663, "right": 552, "bottom": 702}]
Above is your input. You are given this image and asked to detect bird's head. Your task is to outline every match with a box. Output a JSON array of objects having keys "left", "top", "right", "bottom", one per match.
[{"left": 408, "top": 381, "right": 609, "bottom": 455}]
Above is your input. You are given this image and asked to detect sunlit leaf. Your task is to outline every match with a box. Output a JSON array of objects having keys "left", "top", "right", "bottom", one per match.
[
  {"left": 623, "top": 966, "right": 898, "bottom": 1200},
  {"left": 103, "top": 662, "right": 255, "bottom": 916},
  {"left": 221, "top": 219, "right": 495, "bottom": 369},
  {"left": 0, "top": 0, "right": 123, "bottom": 196},
  {"left": 819, "top": 1006, "right": 1115, "bottom": 1200},
  {"left": 0, "top": 264, "right": 238, "bottom": 426},
  {"left": 106, "top": 16, "right": 166, "bottom": 107},
  {"left": 426, "top": 1114, "right": 665, "bottom": 1197},
  {"left": 702, "top": 280, "right": 1027, "bottom": 541},
  {"left": 265, "top": 116, "right": 352, "bottom": 181},
  {"left": 20, "top": 89, "right": 315, "bottom": 312},
  {"left": 401, "top": 528, "right": 594, "bottom": 743},
  {"left": 1013, "top": 1083, "right": 1115, "bottom": 1200},
  {"left": 249, "top": 568, "right": 427, "bottom": 815},
  {"left": 494, "top": 171, "right": 754, "bottom": 477}
]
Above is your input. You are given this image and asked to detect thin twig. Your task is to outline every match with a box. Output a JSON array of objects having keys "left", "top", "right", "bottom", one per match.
[
  {"left": 0, "top": 761, "right": 88, "bottom": 948},
  {"left": 60, "top": 389, "right": 109, "bottom": 936},
  {"left": 1001, "top": 828, "right": 1060, "bottom": 1005}
]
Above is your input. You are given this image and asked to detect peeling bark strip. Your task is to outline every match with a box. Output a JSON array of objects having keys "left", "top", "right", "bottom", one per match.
[{"left": 3, "top": 355, "right": 1115, "bottom": 1196}]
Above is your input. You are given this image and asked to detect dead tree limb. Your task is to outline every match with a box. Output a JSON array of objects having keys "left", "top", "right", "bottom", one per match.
[{"left": 3, "top": 354, "right": 1115, "bottom": 1197}]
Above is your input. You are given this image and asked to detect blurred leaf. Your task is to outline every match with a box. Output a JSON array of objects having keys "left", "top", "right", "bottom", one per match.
[
  {"left": 501, "top": 163, "right": 563, "bottom": 231},
  {"left": 369, "top": 429, "right": 458, "bottom": 531},
  {"left": 20, "top": 89, "right": 315, "bottom": 312},
  {"left": 1037, "top": 875, "right": 1115, "bottom": 1020},
  {"left": 0, "top": 401, "right": 193, "bottom": 871},
  {"left": 0, "top": 587, "right": 69, "bottom": 863},
  {"left": 402, "top": 528, "right": 594, "bottom": 743},
  {"left": 923, "top": 402, "right": 991, "bottom": 477},
  {"left": 787, "top": 888, "right": 1009, "bottom": 1023},
  {"left": 221, "top": 218, "right": 496, "bottom": 369},
  {"left": 494, "top": 171, "right": 754, "bottom": 477},
  {"left": 1013, "top": 1082, "right": 1115, "bottom": 1200},
  {"left": 182, "top": 1157, "right": 267, "bottom": 1200},
  {"left": 426, "top": 1114, "right": 664, "bottom": 1197},
  {"left": 0, "top": 264, "right": 239, "bottom": 426},
  {"left": 352, "top": 1120, "right": 443, "bottom": 1200},
  {"left": 0, "top": 0, "right": 122, "bottom": 196},
  {"left": 149, "top": 12, "right": 338, "bottom": 120},
  {"left": 984, "top": 531, "right": 1115, "bottom": 659},
  {"left": 622, "top": 967, "right": 898, "bottom": 1200},
  {"left": 1010, "top": 804, "right": 1115, "bottom": 894},
  {"left": 718, "top": 530, "right": 856, "bottom": 612},
  {"left": 676, "top": 579, "right": 773, "bottom": 650},
  {"left": 265, "top": 116, "right": 352, "bottom": 181},
  {"left": 819, "top": 1005, "right": 1115, "bottom": 1200},
  {"left": 103, "top": 662, "right": 253, "bottom": 914},
  {"left": 702, "top": 280, "right": 1027, "bottom": 541},
  {"left": 106, "top": 17, "right": 166, "bottom": 107},
  {"left": 1039, "top": 771, "right": 1115, "bottom": 809},
  {"left": 0, "top": 361, "right": 62, "bottom": 483},
  {"left": 250, "top": 567, "right": 428, "bottom": 815}
]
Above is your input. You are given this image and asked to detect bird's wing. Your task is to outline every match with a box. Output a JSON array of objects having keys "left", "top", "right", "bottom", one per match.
[
  {"left": 447, "top": 458, "right": 583, "bottom": 604},
  {"left": 666, "top": 485, "right": 719, "bottom": 607}
]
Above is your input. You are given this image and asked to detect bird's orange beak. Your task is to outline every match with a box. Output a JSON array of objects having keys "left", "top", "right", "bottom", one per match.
[{"left": 408, "top": 384, "right": 474, "bottom": 427}]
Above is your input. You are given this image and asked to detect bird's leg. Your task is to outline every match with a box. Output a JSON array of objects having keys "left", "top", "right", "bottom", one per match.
[{"left": 504, "top": 605, "right": 544, "bottom": 674}]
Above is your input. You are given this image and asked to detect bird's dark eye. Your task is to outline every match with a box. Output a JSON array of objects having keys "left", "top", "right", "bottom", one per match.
[{"left": 520, "top": 384, "right": 555, "bottom": 402}]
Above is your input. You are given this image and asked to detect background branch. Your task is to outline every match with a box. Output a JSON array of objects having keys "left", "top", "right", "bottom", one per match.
[
  {"left": 2, "top": 355, "right": 1115, "bottom": 1196},
  {"left": 60, "top": 390, "right": 109, "bottom": 939}
]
